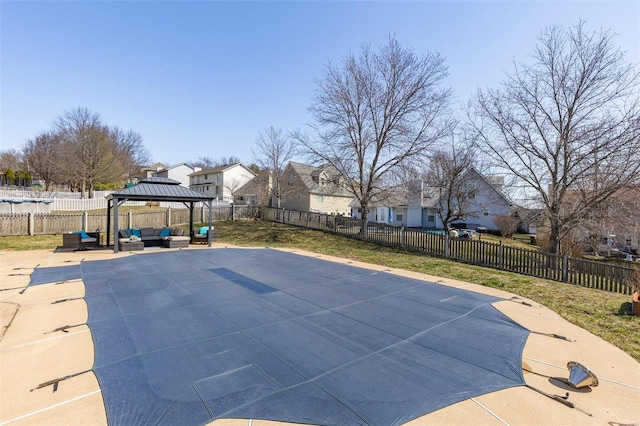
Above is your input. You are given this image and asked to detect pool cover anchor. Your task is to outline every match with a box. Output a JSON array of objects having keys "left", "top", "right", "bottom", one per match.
[
  {"left": 529, "top": 330, "right": 574, "bottom": 342},
  {"left": 44, "top": 323, "right": 85, "bottom": 334},
  {"left": 30, "top": 369, "right": 93, "bottom": 393},
  {"left": 526, "top": 384, "right": 593, "bottom": 417}
]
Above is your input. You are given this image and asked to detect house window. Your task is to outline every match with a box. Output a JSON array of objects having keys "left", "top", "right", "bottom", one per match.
[
  {"left": 316, "top": 195, "right": 323, "bottom": 203},
  {"left": 396, "top": 213, "right": 403, "bottom": 221},
  {"left": 204, "top": 174, "right": 208, "bottom": 180},
  {"left": 483, "top": 208, "right": 490, "bottom": 216},
  {"left": 215, "top": 186, "right": 220, "bottom": 195},
  {"left": 206, "top": 186, "right": 210, "bottom": 191}
]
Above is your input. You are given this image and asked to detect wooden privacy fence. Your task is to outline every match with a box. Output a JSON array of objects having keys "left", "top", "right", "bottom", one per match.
[
  {"left": 264, "top": 207, "right": 636, "bottom": 295},
  {"left": 0, "top": 205, "right": 259, "bottom": 238}
]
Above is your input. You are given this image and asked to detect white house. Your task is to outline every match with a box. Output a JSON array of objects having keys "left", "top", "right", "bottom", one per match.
[
  {"left": 188, "top": 163, "right": 257, "bottom": 202},
  {"left": 352, "top": 169, "right": 512, "bottom": 231},
  {"left": 350, "top": 188, "right": 418, "bottom": 227},
  {"left": 153, "top": 163, "right": 201, "bottom": 188}
]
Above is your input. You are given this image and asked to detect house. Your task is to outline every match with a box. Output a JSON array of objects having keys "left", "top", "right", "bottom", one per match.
[
  {"left": 350, "top": 188, "right": 418, "bottom": 227},
  {"left": 188, "top": 163, "right": 257, "bottom": 202},
  {"left": 278, "top": 162, "right": 353, "bottom": 215},
  {"left": 420, "top": 168, "right": 512, "bottom": 231},
  {"left": 235, "top": 170, "right": 272, "bottom": 206},
  {"left": 129, "top": 162, "right": 166, "bottom": 184},
  {"left": 352, "top": 168, "right": 512, "bottom": 231},
  {"left": 153, "top": 163, "right": 201, "bottom": 188}
]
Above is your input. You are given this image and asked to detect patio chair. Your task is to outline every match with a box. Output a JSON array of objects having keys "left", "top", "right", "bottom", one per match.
[
  {"left": 62, "top": 231, "right": 99, "bottom": 250},
  {"left": 191, "top": 226, "right": 217, "bottom": 244}
]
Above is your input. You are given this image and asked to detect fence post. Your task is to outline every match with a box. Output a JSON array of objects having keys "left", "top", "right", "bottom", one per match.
[
  {"left": 499, "top": 241, "right": 504, "bottom": 270},
  {"left": 28, "top": 212, "right": 35, "bottom": 236},
  {"left": 401, "top": 226, "right": 405, "bottom": 249},
  {"left": 445, "top": 233, "right": 450, "bottom": 258},
  {"left": 167, "top": 208, "right": 171, "bottom": 227},
  {"left": 282, "top": 208, "right": 285, "bottom": 224},
  {"left": 231, "top": 204, "right": 235, "bottom": 221},
  {"left": 562, "top": 255, "right": 568, "bottom": 282},
  {"left": 83, "top": 211, "right": 88, "bottom": 231},
  {"left": 128, "top": 211, "right": 133, "bottom": 229}
]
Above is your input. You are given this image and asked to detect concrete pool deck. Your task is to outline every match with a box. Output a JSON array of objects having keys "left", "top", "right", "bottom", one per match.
[{"left": 1, "top": 245, "right": 639, "bottom": 425}]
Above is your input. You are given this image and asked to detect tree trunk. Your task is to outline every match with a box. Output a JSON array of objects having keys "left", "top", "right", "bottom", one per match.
[
  {"left": 549, "top": 216, "right": 560, "bottom": 255},
  {"left": 360, "top": 205, "right": 369, "bottom": 238}
]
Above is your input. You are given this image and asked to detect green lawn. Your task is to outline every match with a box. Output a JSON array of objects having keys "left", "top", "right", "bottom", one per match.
[{"left": 1, "top": 220, "right": 638, "bottom": 362}]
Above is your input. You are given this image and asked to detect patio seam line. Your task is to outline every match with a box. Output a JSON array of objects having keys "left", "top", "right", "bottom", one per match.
[
  {"left": 0, "top": 389, "right": 102, "bottom": 426},
  {"left": 470, "top": 397, "right": 511, "bottom": 426},
  {"left": 0, "top": 329, "right": 90, "bottom": 352}
]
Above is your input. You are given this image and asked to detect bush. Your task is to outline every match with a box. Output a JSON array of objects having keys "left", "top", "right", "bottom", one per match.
[{"left": 493, "top": 215, "right": 519, "bottom": 238}]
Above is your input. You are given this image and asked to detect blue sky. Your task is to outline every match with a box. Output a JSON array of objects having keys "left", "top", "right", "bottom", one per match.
[{"left": 2, "top": 1, "right": 638, "bottom": 166}]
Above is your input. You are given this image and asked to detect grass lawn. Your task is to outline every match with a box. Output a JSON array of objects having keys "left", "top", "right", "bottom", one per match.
[{"left": 1, "top": 220, "right": 638, "bottom": 362}]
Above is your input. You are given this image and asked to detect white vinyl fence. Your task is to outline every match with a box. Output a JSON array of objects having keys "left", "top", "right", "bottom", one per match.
[{"left": 0, "top": 189, "right": 229, "bottom": 211}]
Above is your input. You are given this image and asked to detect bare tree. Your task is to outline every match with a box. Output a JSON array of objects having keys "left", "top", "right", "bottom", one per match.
[
  {"left": 55, "top": 107, "right": 109, "bottom": 197},
  {"left": 252, "top": 126, "right": 296, "bottom": 207},
  {"left": 190, "top": 156, "right": 241, "bottom": 169},
  {"left": 22, "top": 132, "right": 63, "bottom": 191},
  {"left": 471, "top": 21, "right": 640, "bottom": 254},
  {"left": 224, "top": 178, "right": 245, "bottom": 203},
  {"left": 0, "top": 149, "right": 23, "bottom": 172},
  {"left": 55, "top": 107, "right": 150, "bottom": 197},
  {"left": 294, "top": 36, "right": 453, "bottom": 233},
  {"left": 423, "top": 135, "right": 479, "bottom": 231},
  {"left": 109, "top": 127, "right": 150, "bottom": 178}
]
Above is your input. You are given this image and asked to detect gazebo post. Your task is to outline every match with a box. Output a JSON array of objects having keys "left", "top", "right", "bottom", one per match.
[
  {"left": 106, "top": 199, "right": 112, "bottom": 248},
  {"left": 189, "top": 202, "right": 194, "bottom": 243},
  {"left": 113, "top": 197, "right": 119, "bottom": 253},
  {"left": 208, "top": 200, "right": 213, "bottom": 247}
]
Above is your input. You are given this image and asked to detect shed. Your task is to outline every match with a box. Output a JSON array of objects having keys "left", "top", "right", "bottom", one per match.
[{"left": 105, "top": 177, "right": 215, "bottom": 253}]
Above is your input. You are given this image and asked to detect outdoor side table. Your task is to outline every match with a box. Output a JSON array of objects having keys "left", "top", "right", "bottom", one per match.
[{"left": 121, "top": 241, "right": 144, "bottom": 251}]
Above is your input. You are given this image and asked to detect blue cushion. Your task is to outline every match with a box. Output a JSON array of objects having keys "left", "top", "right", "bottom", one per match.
[
  {"left": 159, "top": 228, "right": 171, "bottom": 237},
  {"left": 131, "top": 229, "right": 141, "bottom": 237},
  {"left": 74, "top": 230, "right": 90, "bottom": 239},
  {"left": 199, "top": 227, "right": 209, "bottom": 235}
]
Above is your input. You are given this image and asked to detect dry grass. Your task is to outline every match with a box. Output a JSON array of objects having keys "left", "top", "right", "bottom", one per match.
[{"left": 1, "top": 220, "right": 638, "bottom": 362}]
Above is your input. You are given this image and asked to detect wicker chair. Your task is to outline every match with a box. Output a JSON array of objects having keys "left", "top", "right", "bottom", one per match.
[
  {"left": 191, "top": 227, "right": 217, "bottom": 244},
  {"left": 62, "top": 232, "right": 99, "bottom": 250}
]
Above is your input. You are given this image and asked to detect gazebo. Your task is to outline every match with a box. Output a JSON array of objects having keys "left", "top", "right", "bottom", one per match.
[{"left": 105, "top": 177, "right": 215, "bottom": 253}]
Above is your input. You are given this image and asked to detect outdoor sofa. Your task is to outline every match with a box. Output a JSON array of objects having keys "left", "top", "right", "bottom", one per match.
[{"left": 118, "top": 227, "right": 190, "bottom": 248}]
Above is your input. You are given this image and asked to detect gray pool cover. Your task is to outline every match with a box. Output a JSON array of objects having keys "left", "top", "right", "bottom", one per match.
[{"left": 30, "top": 248, "right": 529, "bottom": 425}]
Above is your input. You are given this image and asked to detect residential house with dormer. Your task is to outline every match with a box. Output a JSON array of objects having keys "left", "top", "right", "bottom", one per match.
[
  {"left": 188, "top": 163, "right": 257, "bottom": 202},
  {"left": 278, "top": 162, "right": 353, "bottom": 215}
]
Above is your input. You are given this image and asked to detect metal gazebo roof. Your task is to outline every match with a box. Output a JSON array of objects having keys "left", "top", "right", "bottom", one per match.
[
  {"left": 106, "top": 178, "right": 213, "bottom": 202},
  {"left": 105, "top": 178, "right": 215, "bottom": 253}
]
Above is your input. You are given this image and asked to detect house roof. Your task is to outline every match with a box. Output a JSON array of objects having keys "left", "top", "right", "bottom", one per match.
[
  {"left": 188, "top": 163, "right": 256, "bottom": 177},
  {"left": 105, "top": 177, "right": 213, "bottom": 202},
  {"left": 287, "top": 162, "right": 353, "bottom": 197}
]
